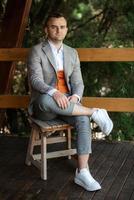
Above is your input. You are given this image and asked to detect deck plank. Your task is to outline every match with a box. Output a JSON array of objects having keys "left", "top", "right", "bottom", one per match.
[
  {"left": 117, "top": 163, "right": 134, "bottom": 200},
  {"left": 104, "top": 144, "right": 134, "bottom": 200},
  {"left": 54, "top": 141, "right": 108, "bottom": 200},
  {"left": 0, "top": 136, "right": 134, "bottom": 200},
  {"left": 130, "top": 191, "right": 134, "bottom": 200},
  {"left": 80, "top": 142, "right": 123, "bottom": 200},
  {"left": 83, "top": 142, "right": 133, "bottom": 200}
]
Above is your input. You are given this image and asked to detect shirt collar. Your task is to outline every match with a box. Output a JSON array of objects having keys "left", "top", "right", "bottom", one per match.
[{"left": 48, "top": 40, "right": 63, "bottom": 54}]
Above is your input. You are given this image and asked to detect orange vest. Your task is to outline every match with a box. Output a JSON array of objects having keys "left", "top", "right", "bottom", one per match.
[{"left": 56, "top": 70, "right": 69, "bottom": 93}]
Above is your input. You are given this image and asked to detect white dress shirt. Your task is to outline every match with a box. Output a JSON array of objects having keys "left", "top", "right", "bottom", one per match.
[{"left": 47, "top": 40, "right": 80, "bottom": 101}]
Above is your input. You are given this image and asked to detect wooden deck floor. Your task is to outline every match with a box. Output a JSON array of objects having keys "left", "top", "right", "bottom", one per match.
[{"left": 0, "top": 136, "right": 134, "bottom": 200}]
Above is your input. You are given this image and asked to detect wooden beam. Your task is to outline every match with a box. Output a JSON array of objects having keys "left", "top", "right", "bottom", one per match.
[
  {"left": 77, "top": 48, "right": 134, "bottom": 62},
  {"left": 0, "top": 95, "right": 29, "bottom": 108},
  {"left": 0, "top": 95, "right": 134, "bottom": 112},
  {"left": 82, "top": 97, "right": 134, "bottom": 112},
  {"left": 1, "top": 48, "right": 134, "bottom": 62},
  {"left": 0, "top": 48, "right": 29, "bottom": 61}
]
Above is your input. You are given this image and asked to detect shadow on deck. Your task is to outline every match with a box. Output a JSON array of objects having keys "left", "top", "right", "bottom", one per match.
[{"left": 0, "top": 136, "right": 134, "bottom": 200}]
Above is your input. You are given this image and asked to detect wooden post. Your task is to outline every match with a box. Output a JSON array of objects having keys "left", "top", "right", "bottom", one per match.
[
  {"left": 67, "top": 128, "right": 72, "bottom": 159},
  {"left": 0, "top": 0, "right": 32, "bottom": 94},
  {"left": 41, "top": 133, "right": 47, "bottom": 180},
  {"left": 0, "top": 0, "right": 32, "bottom": 130}
]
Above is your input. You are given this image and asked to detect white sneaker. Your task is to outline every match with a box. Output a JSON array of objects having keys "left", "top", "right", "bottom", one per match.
[
  {"left": 91, "top": 109, "right": 113, "bottom": 135},
  {"left": 74, "top": 168, "right": 101, "bottom": 191}
]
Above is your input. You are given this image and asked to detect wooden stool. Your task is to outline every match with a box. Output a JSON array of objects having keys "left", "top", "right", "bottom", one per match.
[{"left": 25, "top": 118, "right": 76, "bottom": 180}]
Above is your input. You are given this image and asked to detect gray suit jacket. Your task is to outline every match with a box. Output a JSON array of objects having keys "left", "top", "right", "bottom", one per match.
[{"left": 27, "top": 40, "right": 84, "bottom": 115}]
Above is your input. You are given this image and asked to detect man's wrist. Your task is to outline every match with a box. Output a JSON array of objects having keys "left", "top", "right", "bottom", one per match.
[
  {"left": 47, "top": 89, "right": 58, "bottom": 96},
  {"left": 72, "top": 94, "right": 80, "bottom": 102}
]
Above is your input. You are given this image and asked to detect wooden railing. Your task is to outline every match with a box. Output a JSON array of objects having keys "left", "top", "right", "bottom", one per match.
[{"left": 0, "top": 48, "right": 134, "bottom": 112}]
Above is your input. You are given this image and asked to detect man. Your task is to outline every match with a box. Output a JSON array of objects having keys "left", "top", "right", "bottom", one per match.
[{"left": 28, "top": 12, "right": 113, "bottom": 191}]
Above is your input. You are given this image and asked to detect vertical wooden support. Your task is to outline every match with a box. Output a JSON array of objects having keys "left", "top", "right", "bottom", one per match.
[
  {"left": 25, "top": 127, "right": 37, "bottom": 166},
  {"left": 0, "top": 0, "right": 32, "bottom": 130},
  {"left": 67, "top": 128, "right": 72, "bottom": 159},
  {"left": 0, "top": 0, "right": 32, "bottom": 94},
  {"left": 41, "top": 133, "right": 47, "bottom": 180}
]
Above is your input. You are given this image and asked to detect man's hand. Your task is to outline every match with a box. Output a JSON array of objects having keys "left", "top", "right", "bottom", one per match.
[
  {"left": 68, "top": 95, "right": 78, "bottom": 103},
  {"left": 53, "top": 91, "right": 70, "bottom": 109}
]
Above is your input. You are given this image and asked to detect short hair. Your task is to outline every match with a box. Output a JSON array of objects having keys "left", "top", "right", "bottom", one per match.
[{"left": 44, "top": 12, "right": 67, "bottom": 27}]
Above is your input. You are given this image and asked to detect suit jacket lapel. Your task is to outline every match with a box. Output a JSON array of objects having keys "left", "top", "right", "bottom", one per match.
[
  {"left": 63, "top": 44, "right": 70, "bottom": 81},
  {"left": 42, "top": 41, "right": 57, "bottom": 72}
]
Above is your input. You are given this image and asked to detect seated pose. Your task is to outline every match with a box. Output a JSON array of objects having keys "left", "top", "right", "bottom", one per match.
[{"left": 27, "top": 12, "right": 113, "bottom": 192}]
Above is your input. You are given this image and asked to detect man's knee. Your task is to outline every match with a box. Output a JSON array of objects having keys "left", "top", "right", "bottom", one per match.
[
  {"left": 33, "top": 94, "right": 57, "bottom": 120},
  {"left": 36, "top": 94, "right": 54, "bottom": 111}
]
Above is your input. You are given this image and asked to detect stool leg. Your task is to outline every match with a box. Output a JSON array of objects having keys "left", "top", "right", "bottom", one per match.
[
  {"left": 25, "top": 127, "right": 37, "bottom": 166},
  {"left": 41, "top": 133, "right": 47, "bottom": 180},
  {"left": 67, "top": 128, "right": 71, "bottom": 159}
]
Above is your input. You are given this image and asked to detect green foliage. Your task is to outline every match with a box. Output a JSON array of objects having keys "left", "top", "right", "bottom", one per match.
[
  {"left": 110, "top": 112, "right": 134, "bottom": 141},
  {"left": 81, "top": 62, "right": 134, "bottom": 98},
  {"left": 22, "top": 0, "right": 134, "bottom": 48},
  {"left": 12, "top": 62, "right": 28, "bottom": 95}
]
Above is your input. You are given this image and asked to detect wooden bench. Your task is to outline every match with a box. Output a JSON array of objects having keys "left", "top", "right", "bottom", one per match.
[{"left": 0, "top": 48, "right": 134, "bottom": 180}]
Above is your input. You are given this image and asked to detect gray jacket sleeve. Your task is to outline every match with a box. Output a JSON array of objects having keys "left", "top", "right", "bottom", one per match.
[
  {"left": 70, "top": 49, "right": 84, "bottom": 99},
  {"left": 27, "top": 47, "right": 54, "bottom": 94}
]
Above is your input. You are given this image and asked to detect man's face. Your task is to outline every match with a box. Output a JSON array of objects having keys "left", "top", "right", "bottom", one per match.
[{"left": 44, "top": 17, "right": 68, "bottom": 42}]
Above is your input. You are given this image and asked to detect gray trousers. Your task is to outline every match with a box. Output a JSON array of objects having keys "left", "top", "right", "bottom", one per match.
[{"left": 33, "top": 94, "right": 92, "bottom": 155}]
